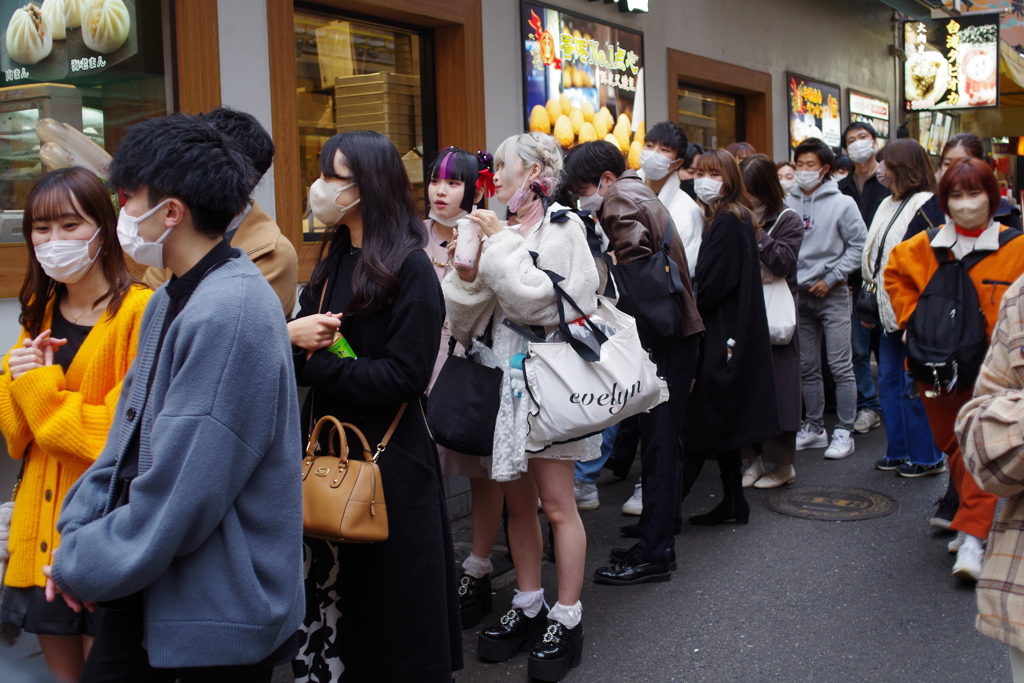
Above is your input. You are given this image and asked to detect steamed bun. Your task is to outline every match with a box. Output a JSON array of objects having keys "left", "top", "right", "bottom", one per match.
[
  {"left": 42, "top": 0, "right": 65, "bottom": 40},
  {"left": 7, "top": 4, "right": 52, "bottom": 65},
  {"left": 62, "top": 0, "right": 86, "bottom": 28},
  {"left": 81, "top": 0, "right": 130, "bottom": 54}
]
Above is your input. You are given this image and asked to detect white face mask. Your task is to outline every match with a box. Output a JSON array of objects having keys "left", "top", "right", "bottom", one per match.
[
  {"left": 948, "top": 195, "right": 991, "bottom": 230},
  {"left": 117, "top": 199, "right": 172, "bottom": 269},
  {"left": 309, "top": 178, "right": 360, "bottom": 226},
  {"left": 795, "top": 170, "right": 823, "bottom": 192},
  {"left": 578, "top": 189, "right": 604, "bottom": 213},
  {"left": 640, "top": 149, "right": 674, "bottom": 181},
  {"left": 694, "top": 177, "right": 723, "bottom": 205},
  {"left": 429, "top": 208, "right": 468, "bottom": 228},
  {"left": 35, "top": 228, "right": 101, "bottom": 283},
  {"left": 846, "top": 139, "right": 875, "bottom": 164},
  {"left": 779, "top": 178, "right": 795, "bottom": 193}
]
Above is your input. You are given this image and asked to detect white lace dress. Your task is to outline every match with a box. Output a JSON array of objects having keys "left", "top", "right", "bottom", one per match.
[{"left": 442, "top": 203, "right": 602, "bottom": 482}]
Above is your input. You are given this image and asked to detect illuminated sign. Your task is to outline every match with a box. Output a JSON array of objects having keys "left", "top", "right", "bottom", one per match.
[
  {"left": 787, "top": 73, "right": 841, "bottom": 155},
  {"left": 904, "top": 13, "right": 999, "bottom": 111},
  {"left": 849, "top": 90, "right": 890, "bottom": 139}
]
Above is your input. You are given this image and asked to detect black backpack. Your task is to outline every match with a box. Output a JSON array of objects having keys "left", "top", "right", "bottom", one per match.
[{"left": 906, "top": 227, "right": 1022, "bottom": 392}]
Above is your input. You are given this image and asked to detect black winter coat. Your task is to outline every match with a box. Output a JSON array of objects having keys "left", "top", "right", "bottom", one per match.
[
  {"left": 684, "top": 211, "right": 781, "bottom": 453},
  {"left": 293, "top": 239, "right": 462, "bottom": 682}
]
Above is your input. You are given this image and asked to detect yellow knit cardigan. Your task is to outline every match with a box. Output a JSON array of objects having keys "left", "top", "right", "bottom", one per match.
[{"left": 0, "top": 284, "right": 150, "bottom": 588}]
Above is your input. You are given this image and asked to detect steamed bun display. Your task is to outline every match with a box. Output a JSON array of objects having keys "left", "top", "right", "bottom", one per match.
[
  {"left": 7, "top": 3, "right": 52, "bottom": 65},
  {"left": 41, "top": 0, "right": 65, "bottom": 40},
  {"left": 81, "top": 0, "right": 129, "bottom": 54},
  {"left": 62, "top": 0, "right": 86, "bottom": 28}
]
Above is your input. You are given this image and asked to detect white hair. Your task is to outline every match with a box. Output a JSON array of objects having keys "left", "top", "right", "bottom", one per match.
[{"left": 493, "top": 132, "right": 563, "bottom": 194}]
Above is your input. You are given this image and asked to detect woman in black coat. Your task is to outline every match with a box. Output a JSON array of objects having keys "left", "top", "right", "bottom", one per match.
[
  {"left": 682, "top": 149, "right": 781, "bottom": 525},
  {"left": 287, "top": 131, "right": 461, "bottom": 683},
  {"left": 739, "top": 154, "right": 805, "bottom": 489}
]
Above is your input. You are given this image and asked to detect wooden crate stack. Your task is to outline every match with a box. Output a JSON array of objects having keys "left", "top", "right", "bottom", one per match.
[{"left": 335, "top": 72, "right": 420, "bottom": 154}]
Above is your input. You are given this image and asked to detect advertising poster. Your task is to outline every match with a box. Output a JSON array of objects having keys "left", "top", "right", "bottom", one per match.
[
  {"left": 904, "top": 13, "right": 999, "bottom": 111},
  {"left": 788, "top": 73, "right": 841, "bottom": 156},
  {"left": 521, "top": 2, "right": 645, "bottom": 158},
  {"left": 0, "top": 0, "right": 138, "bottom": 86},
  {"left": 849, "top": 90, "right": 890, "bottom": 140}
]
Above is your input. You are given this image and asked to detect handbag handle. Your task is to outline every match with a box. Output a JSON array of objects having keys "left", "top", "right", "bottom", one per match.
[{"left": 528, "top": 251, "right": 609, "bottom": 362}]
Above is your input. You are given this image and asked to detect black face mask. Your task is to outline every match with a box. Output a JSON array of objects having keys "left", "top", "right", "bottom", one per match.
[{"left": 680, "top": 178, "right": 696, "bottom": 201}]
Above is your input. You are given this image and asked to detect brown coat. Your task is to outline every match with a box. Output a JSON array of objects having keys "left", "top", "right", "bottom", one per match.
[
  {"left": 143, "top": 201, "right": 298, "bottom": 316},
  {"left": 599, "top": 171, "right": 703, "bottom": 338}
]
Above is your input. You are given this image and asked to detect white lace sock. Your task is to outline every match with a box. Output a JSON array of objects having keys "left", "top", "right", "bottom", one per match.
[
  {"left": 511, "top": 588, "right": 547, "bottom": 618},
  {"left": 462, "top": 554, "right": 493, "bottom": 579},
  {"left": 547, "top": 601, "right": 582, "bottom": 629}
]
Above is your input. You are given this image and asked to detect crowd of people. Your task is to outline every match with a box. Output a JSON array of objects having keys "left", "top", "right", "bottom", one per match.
[{"left": 3, "top": 105, "right": 1024, "bottom": 683}]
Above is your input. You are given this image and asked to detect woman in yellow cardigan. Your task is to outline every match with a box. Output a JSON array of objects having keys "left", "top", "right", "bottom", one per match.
[{"left": 0, "top": 168, "right": 150, "bottom": 682}]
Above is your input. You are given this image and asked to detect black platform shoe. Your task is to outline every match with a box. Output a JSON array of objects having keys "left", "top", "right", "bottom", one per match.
[
  {"left": 458, "top": 573, "right": 492, "bottom": 630},
  {"left": 527, "top": 619, "right": 585, "bottom": 682},
  {"left": 608, "top": 545, "right": 677, "bottom": 570},
  {"left": 688, "top": 496, "right": 750, "bottom": 525},
  {"left": 477, "top": 606, "right": 549, "bottom": 662}
]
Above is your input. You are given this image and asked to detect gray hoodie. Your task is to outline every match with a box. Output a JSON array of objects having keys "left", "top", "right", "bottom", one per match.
[{"left": 785, "top": 179, "right": 866, "bottom": 290}]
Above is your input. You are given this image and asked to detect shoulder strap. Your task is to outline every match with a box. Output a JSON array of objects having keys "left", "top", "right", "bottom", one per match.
[
  {"left": 661, "top": 216, "right": 677, "bottom": 253},
  {"left": 960, "top": 228, "right": 1024, "bottom": 271},
  {"left": 373, "top": 403, "right": 407, "bottom": 462},
  {"left": 870, "top": 197, "right": 913, "bottom": 279},
  {"left": 767, "top": 207, "right": 798, "bottom": 237},
  {"left": 317, "top": 277, "right": 328, "bottom": 314}
]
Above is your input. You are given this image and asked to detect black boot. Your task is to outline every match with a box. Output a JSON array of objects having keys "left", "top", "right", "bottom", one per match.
[
  {"left": 477, "top": 606, "right": 549, "bottom": 662},
  {"left": 930, "top": 476, "right": 959, "bottom": 530},
  {"left": 527, "top": 619, "right": 585, "bottom": 682},
  {"left": 688, "top": 453, "right": 749, "bottom": 525},
  {"left": 458, "top": 572, "right": 492, "bottom": 630}
]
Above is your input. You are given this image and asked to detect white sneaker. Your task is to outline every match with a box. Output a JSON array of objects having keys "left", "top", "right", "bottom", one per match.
[
  {"left": 621, "top": 483, "right": 642, "bottom": 515},
  {"left": 823, "top": 429, "right": 856, "bottom": 459},
  {"left": 948, "top": 530, "right": 966, "bottom": 554},
  {"left": 574, "top": 480, "right": 600, "bottom": 510},
  {"left": 952, "top": 542, "right": 984, "bottom": 581},
  {"left": 853, "top": 408, "right": 882, "bottom": 433},
  {"left": 796, "top": 425, "right": 829, "bottom": 450}
]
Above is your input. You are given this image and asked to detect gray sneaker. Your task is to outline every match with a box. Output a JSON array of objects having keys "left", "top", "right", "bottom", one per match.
[
  {"left": 853, "top": 408, "right": 881, "bottom": 433},
  {"left": 574, "top": 480, "right": 599, "bottom": 510}
]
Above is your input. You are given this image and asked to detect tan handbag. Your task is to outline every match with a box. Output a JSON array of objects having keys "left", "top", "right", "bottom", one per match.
[{"left": 301, "top": 407, "right": 405, "bottom": 543}]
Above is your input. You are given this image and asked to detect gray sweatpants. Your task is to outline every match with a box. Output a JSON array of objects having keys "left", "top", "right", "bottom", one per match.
[{"left": 798, "top": 284, "right": 857, "bottom": 433}]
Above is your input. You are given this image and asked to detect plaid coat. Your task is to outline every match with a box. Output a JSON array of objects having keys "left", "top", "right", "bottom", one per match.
[{"left": 957, "top": 274, "right": 1024, "bottom": 650}]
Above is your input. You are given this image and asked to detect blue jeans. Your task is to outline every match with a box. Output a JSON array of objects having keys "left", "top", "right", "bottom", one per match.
[
  {"left": 878, "top": 331, "right": 943, "bottom": 465},
  {"left": 851, "top": 309, "right": 882, "bottom": 412},
  {"left": 575, "top": 423, "right": 617, "bottom": 483}
]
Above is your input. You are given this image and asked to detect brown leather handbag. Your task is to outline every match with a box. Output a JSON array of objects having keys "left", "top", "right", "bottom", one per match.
[{"left": 301, "top": 407, "right": 405, "bottom": 543}]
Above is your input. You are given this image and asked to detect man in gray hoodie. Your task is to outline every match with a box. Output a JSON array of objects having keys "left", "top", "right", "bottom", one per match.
[{"left": 785, "top": 137, "right": 866, "bottom": 460}]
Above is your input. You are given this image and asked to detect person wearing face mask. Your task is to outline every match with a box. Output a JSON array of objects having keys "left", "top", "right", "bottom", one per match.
[
  {"left": 561, "top": 140, "right": 703, "bottom": 587},
  {"left": 291, "top": 131, "right": 460, "bottom": 682},
  {"left": 0, "top": 168, "right": 150, "bottom": 682},
  {"left": 837, "top": 122, "right": 890, "bottom": 438},
  {"left": 832, "top": 155, "right": 854, "bottom": 182},
  {"left": 776, "top": 161, "right": 797, "bottom": 195},
  {"left": 738, "top": 154, "right": 805, "bottom": 489},
  {"left": 903, "top": 133, "right": 1022, "bottom": 244},
  {"left": 886, "top": 156, "right": 1024, "bottom": 583},
  {"left": 422, "top": 146, "right": 505, "bottom": 631},
  {"left": 443, "top": 132, "right": 598, "bottom": 681},
  {"left": 680, "top": 150, "right": 780, "bottom": 523},
  {"left": 678, "top": 142, "right": 705, "bottom": 201},
  {"left": 142, "top": 107, "right": 298, "bottom": 317},
  {"left": 46, "top": 115, "right": 305, "bottom": 682},
  {"left": 785, "top": 137, "right": 866, "bottom": 460}
]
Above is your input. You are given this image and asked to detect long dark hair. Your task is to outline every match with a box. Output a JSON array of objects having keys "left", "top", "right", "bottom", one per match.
[
  {"left": 19, "top": 168, "right": 138, "bottom": 337},
  {"left": 740, "top": 154, "right": 785, "bottom": 217},
  {"left": 311, "top": 131, "right": 426, "bottom": 315},
  {"left": 696, "top": 149, "right": 759, "bottom": 233},
  {"left": 880, "top": 138, "right": 935, "bottom": 200}
]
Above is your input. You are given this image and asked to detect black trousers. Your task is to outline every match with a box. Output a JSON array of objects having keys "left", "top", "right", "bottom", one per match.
[
  {"left": 80, "top": 593, "right": 274, "bottom": 683},
  {"left": 635, "top": 334, "right": 700, "bottom": 563}
]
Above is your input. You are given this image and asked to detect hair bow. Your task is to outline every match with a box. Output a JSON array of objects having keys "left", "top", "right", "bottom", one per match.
[
  {"left": 476, "top": 168, "right": 496, "bottom": 198},
  {"left": 530, "top": 181, "right": 549, "bottom": 198}
]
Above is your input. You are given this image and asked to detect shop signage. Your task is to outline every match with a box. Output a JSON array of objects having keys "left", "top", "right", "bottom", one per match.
[
  {"left": 586, "top": 0, "right": 649, "bottom": 14},
  {"left": 522, "top": 2, "right": 645, "bottom": 151},
  {"left": 0, "top": 0, "right": 139, "bottom": 85},
  {"left": 848, "top": 90, "right": 890, "bottom": 139},
  {"left": 903, "top": 13, "right": 999, "bottom": 111},
  {"left": 787, "top": 73, "right": 841, "bottom": 156}
]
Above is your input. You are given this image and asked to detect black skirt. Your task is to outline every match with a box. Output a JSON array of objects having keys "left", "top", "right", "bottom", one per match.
[{"left": 0, "top": 586, "right": 102, "bottom": 637}]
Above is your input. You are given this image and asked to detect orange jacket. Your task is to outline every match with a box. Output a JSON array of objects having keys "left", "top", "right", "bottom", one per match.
[{"left": 884, "top": 225, "right": 1024, "bottom": 340}]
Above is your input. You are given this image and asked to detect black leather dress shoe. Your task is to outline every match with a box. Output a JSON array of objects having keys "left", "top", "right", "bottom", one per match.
[
  {"left": 619, "top": 522, "right": 682, "bottom": 538},
  {"left": 527, "top": 619, "right": 585, "bottom": 682},
  {"left": 458, "top": 573, "right": 492, "bottom": 630},
  {"left": 609, "top": 545, "right": 677, "bottom": 570},
  {"left": 477, "top": 606, "right": 549, "bottom": 662},
  {"left": 593, "top": 557, "right": 672, "bottom": 585},
  {"left": 688, "top": 498, "right": 750, "bottom": 526}
]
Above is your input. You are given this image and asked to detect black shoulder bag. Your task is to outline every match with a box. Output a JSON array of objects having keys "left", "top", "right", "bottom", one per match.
[
  {"left": 855, "top": 197, "right": 911, "bottom": 326},
  {"left": 611, "top": 216, "right": 686, "bottom": 343}
]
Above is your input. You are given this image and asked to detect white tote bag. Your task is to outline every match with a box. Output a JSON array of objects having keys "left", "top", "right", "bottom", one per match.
[
  {"left": 762, "top": 208, "right": 797, "bottom": 346},
  {"left": 522, "top": 296, "right": 669, "bottom": 453}
]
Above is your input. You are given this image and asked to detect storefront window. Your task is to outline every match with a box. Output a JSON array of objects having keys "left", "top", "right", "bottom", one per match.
[
  {"left": 678, "top": 85, "right": 739, "bottom": 150},
  {"left": 0, "top": 0, "right": 169, "bottom": 243},
  {"left": 294, "top": 8, "right": 429, "bottom": 242}
]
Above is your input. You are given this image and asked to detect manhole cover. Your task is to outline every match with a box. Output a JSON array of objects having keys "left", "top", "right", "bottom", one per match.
[{"left": 763, "top": 485, "right": 899, "bottom": 521}]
